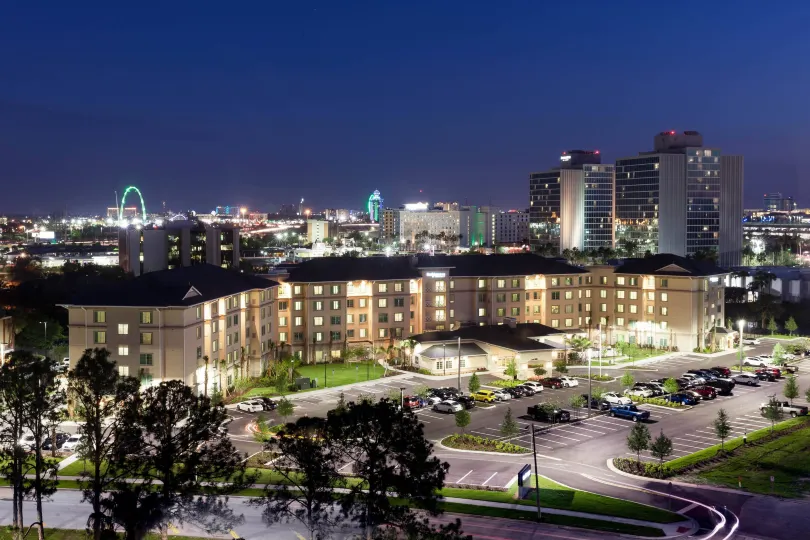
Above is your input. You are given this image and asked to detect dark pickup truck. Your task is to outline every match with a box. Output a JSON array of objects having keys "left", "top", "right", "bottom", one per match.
[
  {"left": 608, "top": 404, "right": 650, "bottom": 422},
  {"left": 527, "top": 404, "right": 571, "bottom": 423}
]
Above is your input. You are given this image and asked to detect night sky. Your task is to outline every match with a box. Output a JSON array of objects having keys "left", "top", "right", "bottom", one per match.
[{"left": 2, "top": 1, "right": 808, "bottom": 215}]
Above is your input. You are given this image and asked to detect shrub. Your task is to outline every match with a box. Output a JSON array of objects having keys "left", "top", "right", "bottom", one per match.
[
  {"left": 443, "top": 434, "right": 529, "bottom": 454},
  {"left": 633, "top": 396, "right": 688, "bottom": 409},
  {"left": 613, "top": 457, "right": 670, "bottom": 479},
  {"left": 490, "top": 379, "right": 526, "bottom": 388}
]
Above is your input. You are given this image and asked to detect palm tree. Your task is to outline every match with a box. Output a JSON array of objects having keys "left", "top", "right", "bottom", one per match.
[
  {"left": 240, "top": 346, "right": 248, "bottom": 379},
  {"left": 218, "top": 359, "right": 228, "bottom": 398},
  {"left": 400, "top": 338, "right": 418, "bottom": 367},
  {"left": 565, "top": 335, "right": 593, "bottom": 364}
]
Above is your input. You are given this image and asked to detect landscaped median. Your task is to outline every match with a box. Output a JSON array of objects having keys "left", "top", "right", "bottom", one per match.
[
  {"left": 441, "top": 433, "right": 529, "bottom": 454},
  {"left": 632, "top": 396, "right": 690, "bottom": 410}
]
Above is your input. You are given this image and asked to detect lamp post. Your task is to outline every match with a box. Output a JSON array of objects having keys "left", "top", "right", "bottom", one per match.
[
  {"left": 400, "top": 386, "right": 406, "bottom": 409},
  {"left": 456, "top": 337, "right": 462, "bottom": 391},
  {"left": 443, "top": 343, "right": 447, "bottom": 376},
  {"left": 530, "top": 424, "right": 542, "bottom": 521},
  {"left": 737, "top": 319, "right": 746, "bottom": 374}
]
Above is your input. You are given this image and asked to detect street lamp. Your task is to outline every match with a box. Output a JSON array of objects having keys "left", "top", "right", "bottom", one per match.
[
  {"left": 40, "top": 321, "right": 48, "bottom": 345},
  {"left": 737, "top": 319, "right": 746, "bottom": 373},
  {"left": 400, "top": 387, "right": 406, "bottom": 409}
]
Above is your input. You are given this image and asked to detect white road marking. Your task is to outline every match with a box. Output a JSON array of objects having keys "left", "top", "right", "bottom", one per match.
[
  {"left": 481, "top": 472, "right": 498, "bottom": 486},
  {"left": 560, "top": 426, "right": 602, "bottom": 436},
  {"left": 678, "top": 502, "right": 700, "bottom": 513},
  {"left": 339, "top": 461, "right": 355, "bottom": 471},
  {"left": 672, "top": 441, "right": 707, "bottom": 450},
  {"left": 455, "top": 470, "right": 474, "bottom": 484}
]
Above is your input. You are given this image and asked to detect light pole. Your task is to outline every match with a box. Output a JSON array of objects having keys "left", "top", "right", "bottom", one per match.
[
  {"left": 456, "top": 337, "right": 462, "bottom": 391},
  {"left": 400, "top": 386, "right": 406, "bottom": 409},
  {"left": 443, "top": 343, "right": 447, "bottom": 376},
  {"left": 530, "top": 424, "right": 542, "bottom": 521},
  {"left": 737, "top": 319, "right": 746, "bottom": 373}
]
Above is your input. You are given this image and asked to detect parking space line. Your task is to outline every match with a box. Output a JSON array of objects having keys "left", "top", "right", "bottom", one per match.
[
  {"left": 679, "top": 434, "right": 719, "bottom": 442},
  {"left": 673, "top": 441, "right": 708, "bottom": 450},
  {"left": 418, "top": 412, "right": 445, "bottom": 420},
  {"left": 540, "top": 431, "right": 582, "bottom": 442},
  {"left": 584, "top": 418, "right": 622, "bottom": 429},
  {"left": 535, "top": 435, "right": 568, "bottom": 445},
  {"left": 482, "top": 472, "right": 498, "bottom": 486},
  {"left": 455, "top": 470, "right": 473, "bottom": 484},
  {"left": 562, "top": 425, "right": 604, "bottom": 435}
]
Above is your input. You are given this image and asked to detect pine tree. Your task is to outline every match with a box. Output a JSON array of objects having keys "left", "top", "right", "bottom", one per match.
[
  {"left": 713, "top": 408, "right": 732, "bottom": 451},
  {"left": 626, "top": 422, "right": 651, "bottom": 463},
  {"left": 455, "top": 410, "right": 471, "bottom": 434},
  {"left": 785, "top": 316, "right": 798, "bottom": 336},
  {"left": 784, "top": 375, "right": 800, "bottom": 405},
  {"left": 468, "top": 373, "right": 481, "bottom": 395},
  {"left": 649, "top": 430, "right": 673, "bottom": 465},
  {"left": 620, "top": 372, "right": 635, "bottom": 390},
  {"left": 500, "top": 407, "right": 519, "bottom": 437},
  {"left": 767, "top": 317, "right": 779, "bottom": 336}
]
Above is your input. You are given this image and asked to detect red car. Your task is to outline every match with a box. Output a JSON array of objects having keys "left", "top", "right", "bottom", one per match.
[
  {"left": 759, "top": 367, "right": 783, "bottom": 378},
  {"left": 540, "top": 377, "right": 564, "bottom": 389},
  {"left": 403, "top": 396, "right": 421, "bottom": 409},
  {"left": 692, "top": 386, "right": 717, "bottom": 400},
  {"left": 711, "top": 366, "right": 732, "bottom": 377}
]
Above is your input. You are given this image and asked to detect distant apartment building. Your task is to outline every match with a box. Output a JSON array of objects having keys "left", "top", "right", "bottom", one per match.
[
  {"left": 615, "top": 131, "right": 743, "bottom": 265},
  {"left": 380, "top": 208, "right": 401, "bottom": 241},
  {"left": 307, "top": 220, "right": 332, "bottom": 243},
  {"left": 763, "top": 193, "right": 796, "bottom": 212},
  {"left": 119, "top": 220, "right": 240, "bottom": 276},
  {"left": 394, "top": 205, "right": 497, "bottom": 249},
  {"left": 494, "top": 211, "right": 530, "bottom": 245}
]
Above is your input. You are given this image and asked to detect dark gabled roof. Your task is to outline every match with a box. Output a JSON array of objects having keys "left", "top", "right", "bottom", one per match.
[
  {"left": 419, "top": 343, "right": 488, "bottom": 358},
  {"left": 412, "top": 323, "right": 564, "bottom": 352},
  {"left": 614, "top": 254, "right": 727, "bottom": 277},
  {"left": 66, "top": 264, "right": 277, "bottom": 308},
  {"left": 285, "top": 253, "right": 585, "bottom": 283}
]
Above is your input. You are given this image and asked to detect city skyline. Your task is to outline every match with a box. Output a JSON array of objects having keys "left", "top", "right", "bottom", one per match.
[{"left": 2, "top": 2, "right": 808, "bottom": 214}]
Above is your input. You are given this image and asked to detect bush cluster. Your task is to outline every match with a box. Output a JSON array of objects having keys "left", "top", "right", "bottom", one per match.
[
  {"left": 613, "top": 457, "right": 670, "bottom": 479},
  {"left": 489, "top": 379, "right": 527, "bottom": 388},
  {"left": 632, "top": 396, "right": 688, "bottom": 409},
  {"left": 443, "top": 434, "right": 530, "bottom": 454}
]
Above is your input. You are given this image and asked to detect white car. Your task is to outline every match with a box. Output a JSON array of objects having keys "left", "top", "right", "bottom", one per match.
[
  {"left": 743, "top": 357, "right": 771, "bottom": 367},
  {"left": 426, "top": 395, "right": 443, "bottom": 405},
  {"left": 602, "top": 392, "right": 632, "bottom": 406},
  {"left": 433, "top": 400, "right": 463, "bottom": 414},
  {"left": 492, "top": 390, "right": 512, "bottom": 401},
  {"left": 60, "top": 434, "right": 84, "bottom": 452},
  {"left": 624, "top": 387, "right": 654, "bottom": 398},
  {"left": 522, "top": 381, "right": 544, "bottom": 391},
  {"left": 559, "top": 376, "right": 579, "bottom": 388},
  {"left": 236, "top": 400, "right": 264, "bottom": 413},
  {"left": 732, "top": 372, "right": 760, "bottom": 386},
  {"left": 681, "top": 373, "right": 706, "bottom": 386},
  {"left": 742, "top": 338, "right": 761, "bottom": 345}
]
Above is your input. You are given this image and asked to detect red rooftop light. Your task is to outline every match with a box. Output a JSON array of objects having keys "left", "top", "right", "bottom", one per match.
[{"left": 670, "top": 131, "right": 675, "bottom": 135}]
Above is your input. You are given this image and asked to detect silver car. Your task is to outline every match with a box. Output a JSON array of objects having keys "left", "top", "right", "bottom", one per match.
[
  {"left": 492, "top": 390, "right": 512, "bottom": 401},
  {"left": 433, "top": 400, "right": 463, "bottom": 413}
]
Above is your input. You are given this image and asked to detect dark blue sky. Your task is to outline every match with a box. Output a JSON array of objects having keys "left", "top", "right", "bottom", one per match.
[{"left": 2, "top": 1, "right": 808, "bottom": 215}]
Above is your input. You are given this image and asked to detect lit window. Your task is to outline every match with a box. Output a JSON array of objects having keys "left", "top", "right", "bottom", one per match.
[
  {"left": 435, "top": 281, "right": 446, "bottom": 292},
  {"left": 617, "top": 290, "right": 625, "bottom": 299},
  {"left": 314, "top": 317, "right": 324, "bottom": 326},
  {"left": 313, "top": 286, "right": 324, "bottom": 295},
  {"left": 551, "top": 319, "right": 559, "bottom": 328},
  {"left": 551, "top": 305, "right": 560, "bottom": 314},
  {"left": 394, "top": 282, "right": 404, "bottom": 292},
  {"left": 478, "top": 308, "right": 487, "bottom": 317},
  {"left": 629, "top": 305, "right": 638, "bottom": 314},
  {"left": 331, "top": 285, "right": 340, "bottom": 295},
  {"left": 497, "top": 279, "right": 505, "bottom": 288},
  {"left": 294, "top": 301, "right": 303, "bottom": 310},
  {"left": 140, "top": 332, "right": 152, "bottom": 345},
  {"left": 140, "top": 311, "right": 152, "bottom": 324},
  {"left": 435, "top": 295, "right": 446, "bottom": 307},
  {"left": 295, "top": 316, "right": 303, "bottom": 326},
  {"left": 279, "top": 331, "right": 288, "bottom": 342},
  {"left": 600, "top": 290, "right": 607, "bottom": 298},
  {"left": 616, "top": 277, "right": 626, "bottom": 285},
  {"left": 617, "top": 304, "right": 625, "bottom": 313},
  {"left": 551, "top": 278, "right": 559, "bottom": 286},
  {"left": 331, "top": 300, "right": 340, "bottom": 310},
  {"left": 118, "top": 345, "right": 129, "bottom": 356},
  {"left": 359, "top": 298, "right": 367, "bottom": 308},
  {"left": 661, "top": 293, "right": 668, "bottom": 302},
  {"left": 660, "top": 307, "right": 668, "bottom": 316},
  {"left": 93, "top": 311, "right": 106, "bottom": 323},
  {"left": 394, "top": 312, "right": 404, "bottom": 322},
  {"left": 347, "top": 314, "right": 354, "bottom": 324},
  {"left": 279, "top": 316, "right": 288, "bottom": 326},
  {"left": 435, "top": 310, "right": 446, "bottom": 321},
  {"left": 660, "top": 321, "right": 668, "bottom": 330},
  {"left": 616, "top": 317, "right": 625, "bottom": 326},
  {"left": 294, "top": 285, "right": 302, "bottom": 295},
  {"left": 118, "top": 324, "right": 128, "bottom": 335},
  {"left": 359, "top": 328, "right": 367, "bottom": 338},
  {"left": 647, "top": 305, "right": 654, "bottom": 314},
  {"left": 315, "top": 332, "right": 323, "bottom": 342},
  {"left": 564, "top": 291, "right": 573, "bottom": 300},
  {"left": 600, "top": 303, "right": 607, "bottom": 312},
  {"left": 478, "top": 279, "right": 486, "bottom": 288},
  {"left": 378, "top": 283, "right": 388, "bottom": 293},
  {"left": 565, "top": 318, "right": 573, "bottom": 327},
  {"left": 378, "top": 298, "right": 388, "bottom": 308},
  {"left": 629, "top": 291, "right": 638, "bottom": 300},
  {"left": 93, "top": 331, "right": 106, "bottom": 344},
  {"left": 118, "top": 366, "right": 129, "bottom": 377}
]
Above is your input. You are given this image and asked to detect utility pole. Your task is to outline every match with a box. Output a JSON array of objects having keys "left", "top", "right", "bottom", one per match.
[
  {"left": 456, "top": 337, "right": 462, "bottom": 391},
  {"left": 531, "top": 424, "right": 542, "bottom": 521}
]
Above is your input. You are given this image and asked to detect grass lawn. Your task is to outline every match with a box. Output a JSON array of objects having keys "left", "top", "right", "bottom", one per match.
[
  {"left": 243, "top": 361, "right": 387, "bottom": 399},
  {"left": 696, "top": 421, "right": 810, "bottom": 497},
  {"left": 440, "top": 475, "right": 682, "bottom": 524},
  {"left": 0, "top": 529, "right": 212, "bottom": 540}
]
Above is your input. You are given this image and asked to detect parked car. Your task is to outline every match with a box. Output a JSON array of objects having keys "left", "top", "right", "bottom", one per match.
[
  {"left": 759, "top": 367, "right": 783, "bottom": 378},
  {"left": 60, "top": 433, "right": 84, "bottom": 452},
  {"left": 456, "top": 395, "right": 476, "bottom": 409},
  {"left": 609, "top": 404, "right": 650, "bottom": 422},
  {"left": 782, "top": 364, "right": 800, "bottom": 374},
  {"left": 732, "top": 372, "right": 760, "bottom": 386},
  {"left": 527, "top": 404, "right": 571, "bottom": 423},
  {"left": 472, "top": 390, "right": 497, "bottom": 403},
  {"left": 403, "top": 396, "right": 422, "bottom": 409},
  {"left": 676, "top": 377, "right": 695, "bottom": 389},
  {"left": 425, "top": 395, "right": 443, "bottom": 405},
  {"left": 492, "top": 389, "right": 512, "bottom": 401},
  {"left": 665, "top": 392, "right": 698, "bottom": 406},
  {"left": 433, "top": 400, "right": 463, "bottom": 414},
  {"left": 505, "top": 386, "right": 527, "bottom": 399},
  {"left": 236, "top": 400, "right": 264, "bottom": 413},
  {"left": 602, "top": 392, "right": 632, "bottom": 406},
  {"left": 522, "top": 381, "right": 545, "bottom": 391},
  {"left": 681, "top": 373, "right": 706, "bottom": 386},
  {"left": 742, "top": 337, "right": 761, "bottom": 345},
  {"left": 517, "top": 384, "right": 537, "bottom": 396},
  {"left": 437, "top": 387, "right": 462, "bottom": 398},
  {"left": 692, "top": 385, "right": 717, "bottom": 400},
  {"left": 637, "top": 382, "right": 664, "bottom": 396},
  {"left": 558, "top": 376, "right": 579, "bottom": 388},
  {"left": 580, "top": 393, "right": 610, "bottom": 410},
  {"left": 754, "top": 369, "right": 777, "bottom": 382},
  {"left": 705, "top": 379, "right": 734, "bottom": 395},
  {"left": 428, "top": 388, "right": 454, "bottom": 401},
  {"left": 256, "top": 397, "right": 277, "bottom": 410},
  {"left": 624, "top": 385, "right": 655, "bottom": 398},
  {"left": 684, "top": 390, "right": 704, "bottom": 402},
  {"left": 540, "top": 377, "right": 564, "bottom": 389},
  {"left": 711, "top": 366, "right": 732, "bottom": 377},
  {"left": 743, "top": 357, "right": 771, "bottom": 367},
  {"left": 42, "top": 433, "right": 70, "bottom": 450},
  {"left": 759, "top": 400, "right": 808, "bottom": 418}
]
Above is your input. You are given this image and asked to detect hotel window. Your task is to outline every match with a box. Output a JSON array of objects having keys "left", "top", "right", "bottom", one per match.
[
  {"left": 394, "top": 282, "right": 404, "bottom": 292},
  {"left": 196, "top": 326, "right": 202, "bottom": 339},
  {"left": 564, "top": 291, "right": 573, "bottom": 300},
  {"left": 313, "top": 317, "right": 324, "bottom": 326},
  {"left": 139, "top": 353, "right": 153, "bottom": 366},
  {"left": 378, "top": 298, "right": 388, "bottom": 308},
  {"left": 616, "top": 277, "right": 626, "bottom": 285},
  {"left": 600, "top": 290, "right": 607, "bottom": 298},
  {"left": 533, "top": 292, "right": 540, "bottom": 300},
  {"left": 196, "top": 346, "right": 202, "bottom": 359},
  {"left": 315, "top": 332, "right": 324, "bottom": 342},
  {"left": 379, "top": 313, "right": 389, "bottom": 323},
  {"left": 294, "top": 300, "right": 303, "bottom": 310},
  {"left": 294, "top": 316, "right": 303, "bottom": 326},
  {"left": 313, "top": 301, "right": 323, "bottom": 311},
  {"left": 359, "top": 314, "right": 367, "bottom": 323},
  {"left": 647, "top": 292, "right": 655, "bottom": 301},
  {"left": 346, "top": 329, "right": 355, "bottom": 338},
  {"left": 660, "top": 293, "right": 668, "bottom": 302},
  {"left": 617, "top": 304, "right": 625, "bottom": 313},
  {"left": 600, "top": 303, "right": 607, "bottom": 312},
  {"left": 117, "top": 324, "right": 128, "bottom": 335},
  {"left": 435, "top": 295, "right": 446, "bottom": 307},
  {"left": 359, "top": 298, "right": 367, "bottom": 308},
  {"left": 378, "top": 283, "right": 388, "bottom": 293},
  {"left": 585, "top": 290, "right": 592, "bottom": 298},
  {"left": 118, "top": 366, "right": 129, "bottom": 377},
  {"left": 496, "top": 293, "right": 506, "bottom": 302},
  {"left": 551, "top": 291, "right": 560, "bottom": 300},
  {"left": 118, "top": 345, "right": 129, "bottom": 356},
  {"left": 195, "top": 306, "right": 202, "bottom": 319},
  {"left": 279, "top": 316, "right": 288, "bottom": 326},
  {"left": 660, "top": 279, "right": 668, "bottom": 288},
  {"left": 629, "top": 305, "right": 638, "bottom": 314},
  {"left": 565, "top": 318, "right": 573, "bottom": 327},
  {"left": 394, "top": 312, "right": 404, "bottom": 322},
  {"left": 379, "top": 328, "right": 388, "bottom": 338},
  {"left": 140, "top": 311, "right": 152, "bottom": 324},
  {"left": 660, "top": 321, "right": 668, "bottom": 330},
  {"left": 511, "top": 279, "right": 520, "bottom": 287},
  {"left": 565, "top": 304, "right": 573, "bottom": 313},
  {"left": 533, "top": 305, "right": 540, "bottom": 314},
  {"left": 435, "top": 281, "right": 446, "bottom": 292},
  {"left": 551, "top": 305, "right": 560, "bottom": 314},
  {"left": 279, "top": 331, "right": 288, "bottom": 343},
  {"left": 478, "top": 308, "right": 487, "bottom": 317},
  {"left": 347, "top": 314, "right": 354, "bottom": 324},
  {"left": 331, "top": 285, "right": 340, "bottom": 295},
  {"left": 551, "top": 319, "right": 559, "bottom": 328},
  {"left": 586, "top": 276, "right": 593, "bottom": 284},
  {"left": 331, "top": 300, "right": 340, "bottom": 310},
  {"left": 140, "top": 332, "right": 153, "bottom": 345},
  {"left": 93, "top": 310, "right": 106, "bottom": 323},
  {"left": 212, "top": 321, "right": 218, "bottom": 332},
  {"left": 478, "top": 279, "right": 486, "bottom": 288},
  {"left": 551, "top": 278, "right": 559, "bottom": 286},
  {"left": 260, "top": 307, "right": 266, "bottom": 319},
  {"left": 293, "top": 332, "right": 304, "bottom": 341},
  {"left": 497, "top": 279, "right": 505, "bottom": 288},
  {"left": 394, "top": 297, "right": 405, "bottom": 307},
  {"left": 346, "top": 299, "right": 354, "bottom": 308},
  {"left": 616, "top": 317, "right": 625, "bottom": 326},
  {"left": 93, "top": 331, "right": 106, "bottom": 344},
  {"left": 565, "top": 277, "right": 573, "bottom": 286},
  {"left": 511, "top": 293, "right": 520, "bottom": 302},
  {"left": 647, "top": 305, "right": 654, "bottom": 314},
  {"left": 294, "top": 285, "right": 302, "bottom": 295},
  {"left": 313, "top": 285, "right": 324, "bottom": 295},
  {"left": 232, "top": 314, "right": 239, "bottom": 325},
  {"left": 617, "top": 290, "right": 625, "bottom": 299},
  {"left": 585, "top": 303, "right": 591, "bottom": 312},
  {"left": 435, "top": 310, "right": 446, "bottom": 321},
  {"left": 629, "top": 291, "right": 638, "bottom": 300},
  {"left": 330, "top": 331, "right": 341, "bottom": 341},
  {"left": 278, "top": 301, "right": 288, "bottom": 311},
  {"left": 450, "top": 280, "right": 455, "bottom": 289},
  {"left": 330, "top": 316, "right": 341, "bottom": 325},
  {"left": 410, "top": 310, "right": 415, "bottom": 319},
  {"left": 511, "top": 307, "right": 519, "bottom": 316},
  {"left": 226, "top": 334, "right": 232, "bottom": 346},
  {"left": 496, "top": 308, "right": 506, "bottom": 317},
  {"left": 660, "top": 307, "right": 668, "bottom": 316},
  {"left": 600, "top": 317, "right": 607, "bottom": 325},
  {"left": 359, "top": 328, "right": 367, "bottom": 338}
]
